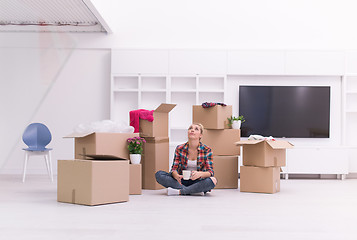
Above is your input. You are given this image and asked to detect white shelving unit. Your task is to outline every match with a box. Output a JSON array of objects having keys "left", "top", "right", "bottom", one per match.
[
  {"left": 342, "top": 76, "right": 357, "bottom": 173},
  {"left": 342, "top": 76, "right": 357, "bottom": 146},
  {"left": 110, "top": 73, "right": 226, "bottom": 147},
  {"left": 111, "top": 49, "right": 357, "bottom": 176}
]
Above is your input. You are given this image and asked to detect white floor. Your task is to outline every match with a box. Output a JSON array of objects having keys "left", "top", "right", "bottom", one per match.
[{"left": 1, "top": 175, "right": 357, "bottom": 240}]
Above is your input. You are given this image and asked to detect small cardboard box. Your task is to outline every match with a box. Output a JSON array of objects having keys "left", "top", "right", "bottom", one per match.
[
  {"left": 130, "top": 164, "right": 142, "bottom": 195},
  {"left": 235, "top": 140, "right": 293, "bottom": 167},
  {"left": 240, "top": 166, "right": 280, "bottom": 194},
  {"left": 192, "top": 105, "right": 232, "bottom": 129},
  {"left": 57, "top": 159, "right": 129, "bottom": 206},
  {"left": 139, "top": 103, "right": 176, "bottom": 137},
  {"left": 201, "top": 129, "right": 241, "bottom": 156},
  {"left": 64, "top": 132, "right": 139, "bottom": 160},
  {"left": 142, "top": 137, "right": 169, "bottom": 190},
  {"left": 213, "top": 155, "right": 239, "bottom": 189}
]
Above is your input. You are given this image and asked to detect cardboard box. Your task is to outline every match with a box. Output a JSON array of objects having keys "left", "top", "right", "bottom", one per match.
[
  {"left": 213, "top": 156, "right": 238, "bottom": 189},
  {"left": 139, "top": 103, "right": 176, "bottom": 137},
  {"left": 201, "top": 129, "right": 241, "bottom": 156},
  {"left": 192, "top": 105, "right": 232, "bottom": 129},
  {"left": 130, "top": 164, "right": 142, "bottom": 195},
  {"left": 57, "top": 159, "right": 129, "bottom": 206},
  {"left": 236, "top": 140, "right": 293, "bottom": 167},
  {"left": 64, "top": 132, "right": 139, "bottom": 160},
  {"left": 240, "top": 166, "right": 280, "bottom": 194},
  {"left": 142, "top": 137, "right": 169, "bottom": 190}
]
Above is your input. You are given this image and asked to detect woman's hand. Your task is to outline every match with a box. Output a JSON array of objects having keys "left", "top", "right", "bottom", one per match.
[
  {"left": 191, "top": 171, "right": 202, "bottom": 180},
  {"left": 191, "top": 171, "right": 211, "bottom": 180},
  {"left": 172, "top": 171, "right": 183, "bottom": 185}
]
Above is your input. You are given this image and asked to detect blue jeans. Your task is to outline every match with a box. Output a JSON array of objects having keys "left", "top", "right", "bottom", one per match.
[{"left": 155, "top": 170, "right": 216, "bottom": 195}]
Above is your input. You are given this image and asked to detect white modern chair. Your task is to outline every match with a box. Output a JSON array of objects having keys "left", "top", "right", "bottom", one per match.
[{"left": 22, "top": 123, "right": 53, "bottom": 182}]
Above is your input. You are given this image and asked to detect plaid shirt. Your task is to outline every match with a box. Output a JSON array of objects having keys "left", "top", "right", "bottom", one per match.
[{"left": 170, "top": 142, "right": 214, "bottom": 176}]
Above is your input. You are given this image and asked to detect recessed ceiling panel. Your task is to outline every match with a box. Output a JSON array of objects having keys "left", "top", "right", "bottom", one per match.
[{"left": 0, "top": 0, "right": 111, "bottom": 33}]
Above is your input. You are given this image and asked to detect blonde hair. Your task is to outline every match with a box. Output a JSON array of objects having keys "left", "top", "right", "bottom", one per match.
[{"left": 189, "top": 123, "right": 204, "bottom": 135}]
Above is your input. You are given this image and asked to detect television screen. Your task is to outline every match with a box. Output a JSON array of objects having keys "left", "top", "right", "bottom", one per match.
[{"left": 239, "top": 86, "right": 330, "bottom": 138}]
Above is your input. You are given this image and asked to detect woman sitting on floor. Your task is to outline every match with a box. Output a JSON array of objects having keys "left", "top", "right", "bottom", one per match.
[{"left": 155, "top": 123, "right": 217, "bottom": 195}]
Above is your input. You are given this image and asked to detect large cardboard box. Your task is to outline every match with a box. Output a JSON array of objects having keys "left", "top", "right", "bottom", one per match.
[
  {"left": 240, "top": 166, "right": 280, "bottom": 194},
  {"left": 192, "top": 105, "right": 232, "bottom": 129},
  {"left": 236, "top": 140, "right": 293, "bottom": 167},
  {"left": 139, "top": 103, "right": 176, "bottom": 137},
  {"left": 213, "top": 156, "right": 239, "bottom": 189},
  {"left": 201, "top": 129, "right": 241, "bottom": 156},
  {"left": 64, "top": 132, "right": 138, "bottom": 160},
  {"left": 142, "top": 137, "right": 169, "bottom": 189},
  {"left": 57, "top": 159, "right": 129, "bottom": 206},
  {"left": 130, "top": 164, "right": 142, "bottom": 195}
]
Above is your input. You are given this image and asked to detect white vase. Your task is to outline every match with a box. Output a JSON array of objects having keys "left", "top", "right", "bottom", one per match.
[
  {"left": 232, "top": 120, "right": 241, "bottom": 129},
  {"left": 130, "top": 154, "right": 141, "bottom": 164}
]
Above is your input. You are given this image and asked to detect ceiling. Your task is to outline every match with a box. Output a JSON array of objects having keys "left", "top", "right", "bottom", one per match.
[{"left": 0, "top": 0, "right": 111, "bottom": 33}]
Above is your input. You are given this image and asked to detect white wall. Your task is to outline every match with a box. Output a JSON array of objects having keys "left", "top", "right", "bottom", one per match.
[
  {"left": 1, "top": 0, "right": 357, "bottom": 49},
  {"left": 1, "top": 0, "right": 357, "bottom": 175},
  {"left": 0, "top": 48, "right": 110, "bottom": 174}
]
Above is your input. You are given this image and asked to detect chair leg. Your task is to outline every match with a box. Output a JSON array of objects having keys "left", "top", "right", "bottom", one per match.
[
  {"left": 44, "top": 154, "right": 50, "bottom": 176},
  {"left": 23, "top": 152, "right": 29, "bottom": 182},
  {"left": 48, "top": 151, "right": 53, "bottom": 182},
  {"left": 44, "top": 153, "right": 53, "bottom": 182}
]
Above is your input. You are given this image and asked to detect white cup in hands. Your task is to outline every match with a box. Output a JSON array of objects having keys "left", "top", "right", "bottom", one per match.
[{"left": 182, "top": 170, "right": 191, "bottom": 180}]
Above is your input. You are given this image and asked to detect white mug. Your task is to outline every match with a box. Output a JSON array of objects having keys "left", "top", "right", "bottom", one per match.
[{"left": 182, "top": 170, "right": 191, "bottom": 180}]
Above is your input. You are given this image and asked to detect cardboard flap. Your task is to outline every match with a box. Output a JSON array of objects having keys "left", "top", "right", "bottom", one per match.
[
  {"left": 266, "top": 140, "right": 294, "bottom": 149},
  {"left": 155, "top": 103, "right": 176, "bottom": 113},
  {"left": 81, "top": 154, "right": 126, "bottom": 160},
  {"left": 235, "top": 140, "right": 264, "bottom": 146},
  {"left": 63, "top": 132, "right": 94, "bottom": 138}
]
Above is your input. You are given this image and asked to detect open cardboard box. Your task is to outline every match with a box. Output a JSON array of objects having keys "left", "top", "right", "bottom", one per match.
[
  {"left": 64, "top": 132, "right": 139, "bottom": 160},
  {"left": 139, "top": 103, "right": 176, "bottom": 137},
  {"left": 57, "top": 159, "right": 129, "bottom": 206},
  {"left": 192, "top": 105, "right": 232, "bottom": 129},
  {"left": 236, "top": 140, "right": 293, "bottom": 167}
]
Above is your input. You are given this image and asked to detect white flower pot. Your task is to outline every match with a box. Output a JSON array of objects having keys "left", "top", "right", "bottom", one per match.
[
  {"left": 130, "top": 154, "right": 141, "bottom": 164},
  {"left": 232, "top": 120, "right": 241, "bottom": 129}
]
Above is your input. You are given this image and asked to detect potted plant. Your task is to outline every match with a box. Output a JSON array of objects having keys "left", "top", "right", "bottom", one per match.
[
  {"left": 127, "top": 136, "right": 146, "bottom": 164},
  {"left": 227, "top": 115, "right": 245, "bottom": 129}
]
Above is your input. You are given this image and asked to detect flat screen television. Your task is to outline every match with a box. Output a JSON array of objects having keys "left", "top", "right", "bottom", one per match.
[{"left": 239, "top": 86, "right": 330, "bottom": 138}]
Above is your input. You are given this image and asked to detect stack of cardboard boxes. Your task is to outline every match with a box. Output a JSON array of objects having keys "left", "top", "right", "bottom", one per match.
[
  {"left": 236, "top": 139, "right": 293, "bottom": 193},
  {"left": 193, "top": 105, "right": 241, "bottom": 189},
  {"left": 57, "top": 132, "right": 142, "bottom": 206},
  {"left": 139, "top": 103, "right": 176, "bottom": 190}
]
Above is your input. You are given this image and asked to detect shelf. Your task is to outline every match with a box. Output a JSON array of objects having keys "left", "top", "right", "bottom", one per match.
[
  {"left": 171, "top": 76, "right": 196, "bottom": 91},
  {"left": 113, "top": 89, "right": 138, "bottom": 92},
  {"left": 198, "top": 76, "right": 225, "bottom": 91},
  {"left": 171, "top": 90, "right": 196, "bottom": 93},
  {"left": 112, "top": 76, "right": 138, "bottom": 89},
  {"left": 111, "top": 73, "right": 226, "bottom": 146},
  {"left": 112, "top": 92, "right": 138, "bottom": 124},
  {"left": 170, "top": 126, "right": 188, "bottom": 130},
  {"left": 170, "top": 128, "right": 188, "bottom": 143},
  {"left": 140, "top": 92, "right": 166, "bottom": 110},
  {"left": 141, "top": 76, "right": 166, "bottom": 90},
  {"left": 198, "top": 90, "right": 224, "bottom": 93},
  {"left": 198, "top": 92, "right": 224, "bottom": 103},
  {"left": 171, "top": 92, "right": 196, "bottom": 128},
  {"left": 141, "top": 89, "right": 166, "bottom": 93}
]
